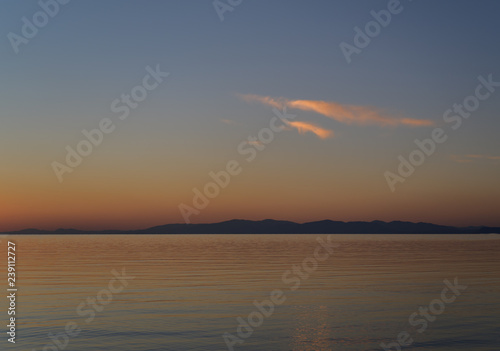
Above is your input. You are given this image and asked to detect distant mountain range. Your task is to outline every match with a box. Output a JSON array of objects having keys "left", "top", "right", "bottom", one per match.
[{"left": 3, "top": 219, "right": 500, "bottom": 234}]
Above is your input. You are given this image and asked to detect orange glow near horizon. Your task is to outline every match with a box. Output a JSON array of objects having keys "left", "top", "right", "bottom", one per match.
[{"left": 2, "top": 161, "right": 500, "bottom": 231}]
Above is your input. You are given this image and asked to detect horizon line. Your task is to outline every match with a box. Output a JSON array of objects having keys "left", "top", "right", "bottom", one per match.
[{"left": 3, "top": 218, "right": 499, "bottom": 234}]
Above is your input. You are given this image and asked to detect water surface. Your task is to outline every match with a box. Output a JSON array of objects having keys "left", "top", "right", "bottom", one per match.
[{"left": 1, "top": 234, "right": 499, "bottom": 350}]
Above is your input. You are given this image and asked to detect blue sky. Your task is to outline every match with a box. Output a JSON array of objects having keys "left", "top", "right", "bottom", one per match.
[{"left": 1, "top": 0, "right": 499, "bottom": 230}]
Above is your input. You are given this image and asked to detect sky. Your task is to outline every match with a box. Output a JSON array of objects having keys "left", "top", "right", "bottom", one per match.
[{"left": 1, "top": 0, "right": 499, "bottom": 231}]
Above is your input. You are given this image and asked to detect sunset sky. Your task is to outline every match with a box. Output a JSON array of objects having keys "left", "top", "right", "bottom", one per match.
[{"left": 1, "top": 0, "right": 499, "bottom": 231}]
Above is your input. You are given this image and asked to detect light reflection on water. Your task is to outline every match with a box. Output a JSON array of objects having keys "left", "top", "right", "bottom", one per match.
[{"left": 1, "top": 234, "right": 499, "bottom": 350}]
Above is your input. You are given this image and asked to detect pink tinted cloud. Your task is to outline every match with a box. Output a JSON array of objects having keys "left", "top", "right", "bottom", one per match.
[
  {"left": 285, "top": 120, "right": 333, "bottom": 139},
  {"left": 240, "top": 94, "right": 434, "bottom": 127}
]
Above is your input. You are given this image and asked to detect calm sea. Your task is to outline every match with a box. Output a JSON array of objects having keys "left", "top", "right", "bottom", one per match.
[{"left": 1, "top": 234, "right": 499, "bottom": 351}]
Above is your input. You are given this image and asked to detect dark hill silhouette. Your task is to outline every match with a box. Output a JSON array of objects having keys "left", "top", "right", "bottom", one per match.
[{"left": 2, "top": 219, "right": 500, "bottom": 234}]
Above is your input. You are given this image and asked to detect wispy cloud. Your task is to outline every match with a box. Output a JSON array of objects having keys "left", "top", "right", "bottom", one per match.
[
  {"left": 246, "top": 140, "right": 264, "bottom": 146},
  {"left": 451, "top": 155, "right": 472, "bottom": 163},
  {"left": 239, "top": 94, "right": 434, "bottom": 127},
  {"left": 452, "top": 154, "right": 500, "bottom": 163},
  {"left": 239, "top": 94, "right": 284, "bottom": 109},
  {"left": 465, "top": 154, "right": 500, "bottom": 160},
  {"left": 220, "top": 118, "right": 239, "bottom": 125},
  {"left": 236, "top": 94, "right": 333, "bottom": 140},
  {"left": 284, "top": 120, "right": 333, "bottom": 139}
]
